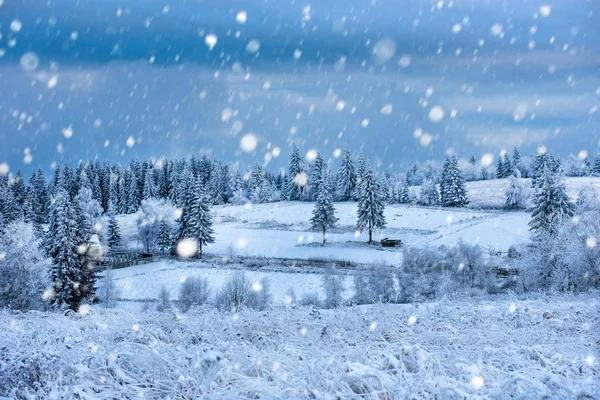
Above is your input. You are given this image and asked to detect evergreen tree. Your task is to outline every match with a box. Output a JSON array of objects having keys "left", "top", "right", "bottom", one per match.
[
  {"left": 495, "top": 157, "right": 504, "bottom": 179},
  {"left": 46, "top": 190, "right": 85, "bottom": 310},
  {"left": 440, "top": 155, "right": 469, "bottom": 207},
  {"left": 175, "top": 169, "right": 196, "bottom": 240},
  {"left": 227, "top": 164, "right": 245, "bottom": 200},
  {"left": 309, "top": 153, "right": 325, "bottom": 201},
  {"left": 469, "top": 156, "right": 477, "bottom": 166},
  {"left": 419, "top": 180, "right": 440, "bottom": 206},
  {"left": 354, "top": 152, "right": 367, "bottom": 200},
  {"left": 356, "top": 165, "right": 386, "bottom": 244},
  {"left": 186, "top": 179, "right": 215, "bottom": 257},
  {"left": 531, "top": 152, "right": 550, "bottom": 187},
  {"left": 593, "top": 154, "right": 600, "bottom": 176},
  {"left": 513, "top": 147, "right": 521, "bottom": 167},
  {"left": 156, "top": 219, "right": 173, "bottom": 254},
  {"left": 11, "top": 170, "right": 27, "bottom": 206},
  {"left": 107, "top": 211, "right": 122, "bottom": 248},
  {"left": 502, "top": 154, "right": 513, "bottom": 177},
  {"left": 248, "top": 162, "right": 265, "bottom": 195},
  {"left": 0, "top": 176, "right": 22, "bottom": 223},
  {"left": 285, "top": 143, "right": 306, "bottom": 200},
  {"left": 310, "top": 169, "right": 338, "bottom": 244},
  {"left": 505, "top": 174, "right": 528, "bottom": 210},
  {"left": 398, "top": 181, "right": 410, "bottom": 204},
  {"left": 142, "top": 167, "right": 158, "bottom": 199},
  {"left": 126, "top": 170, "right": 139, "bottom": 213},
  {"left": 529, "top": 166, "right": 574, "bottom": 236},
  {"left": 336, "top": 146, "right": 356, "bottom": 201}
]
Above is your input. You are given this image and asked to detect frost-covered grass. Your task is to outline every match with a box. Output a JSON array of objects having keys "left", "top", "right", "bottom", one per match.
[{"left": 1, "top": 294, "right": 598, "bottom": 399}]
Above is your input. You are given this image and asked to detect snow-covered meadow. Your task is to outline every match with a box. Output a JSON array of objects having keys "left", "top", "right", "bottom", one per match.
[{"left": 1, "top": 294, "right": 598, "bottom": 399}]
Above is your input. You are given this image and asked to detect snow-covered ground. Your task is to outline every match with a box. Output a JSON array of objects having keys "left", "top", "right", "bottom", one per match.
[
  {"left": 2, "top": 294, "right": 598, "bottom": 399},
  {"left": 116, "top": 201, "right": 530, "bottom": 265},
  {"left": 112, "top": 177, "right": 600, "bottom": 265}
]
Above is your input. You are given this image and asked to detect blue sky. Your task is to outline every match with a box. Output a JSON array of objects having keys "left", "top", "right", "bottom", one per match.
[{"left": 0, "top": 0, "right": 598, "bottom": 175}]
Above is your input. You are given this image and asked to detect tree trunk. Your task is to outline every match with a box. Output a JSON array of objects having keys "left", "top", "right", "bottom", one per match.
[
  {"left": 323, "top": 228, "right": 326, "bottom": 245},
  {"left": 197, "top": 242, "right": 203, "bottom": 258},
  {"left": 368, "top": 229, "right": 372, "bottom": 244}
]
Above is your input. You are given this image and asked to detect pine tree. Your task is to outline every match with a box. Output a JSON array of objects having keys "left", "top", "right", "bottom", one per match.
[
  {"left": 187, "top": 179, "right": 215, "bottom": 257},
  {"left": 248, "top": 162, "right": 265, "bottom": 196},
  {"left": 336, "top": 146, "right": 356, "bottom": 201},
  {"left": 513, "top": 147, "right": 521, "bottom": 167},
  {"left": 441, "top": 155, "right": 469, "bottom": 207},
  {"left": 495, "top": 157, "right": 504, "bottom": 179},
  {"left": 46, "top": 190, "right": 85, "bottom": 310},
  {"left": 0, "top": 176, "right": 22, "bottom": 223},
  {"left": 593, "top": 154, "right": 600, "bottom": 176},
  {"left": 505, "top": 174, "right": 528, "bottom": 210},
  {"left": 107, "top": 211, "right": 122, "bottom": 248},
  {"left": 126, "top": 170, "right": 139, "bottom": 213},
  {"left": 398, "top": 181, "right": 410, "bottom": 204},
  {"left": 419, "top": 180, "right": 440, "bottom": 206},
  {"left": 502, "top": 154, "right": 513, "bottom": 177},
  {"left": 356, "top": 165, "right": 386, "bottom": 244},
  {"left": 531, "top": 152, "right": 550, "bottom": 187},
  {"left": 529, "top": 166, "right": 574, "bottom": 235},
  {"left": 11, "top": 170, "right": 27, "bottom": 206},
  {"left": 175, "top": 169, "right": 196, "bottom": 240},
  {"left": 157, "top": 219, "right": 173, "bottom": 254},
  {"left": 308, "top": 153, "right": 325, "bottom": 201},
  {"left": 469, "top": 156, "right": 477, "bottom": 166},
  {"left": 310, "top": 169, "right": 338, "bottom": 244},
  {"left": 143, "top": 167, "right": 158, "bottom": 199},
  {"left": 285, "top": 143, "right": 305, "bottom": 200}
]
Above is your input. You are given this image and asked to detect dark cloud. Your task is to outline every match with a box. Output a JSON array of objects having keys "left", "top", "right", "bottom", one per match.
[{"left": 0, "top": 0, "right": 598, "bottom": 175}]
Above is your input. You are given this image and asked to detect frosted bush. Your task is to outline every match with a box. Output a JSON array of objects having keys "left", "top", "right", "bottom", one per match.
[
  {"left": 321, "top": 268, "right": 346, "bottom": 308},
  {"left": 214, "top": 271, "right": 271, "bottom": 312},
  {"left": 156, "top": 285, "right": 172, "bottom": 312},
  {"left": 179, "top": 276, "right": 211, "bottom": 312},
  {"left": 299, "top": 292, "right": 322, "bottom": 307}
]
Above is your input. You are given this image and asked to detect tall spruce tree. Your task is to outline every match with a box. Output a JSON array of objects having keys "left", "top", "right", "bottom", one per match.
[
  {"left": 440, "top": 155, "right": 469, "bottom": 207},
  {"left": 593, "top": 154, "right": 600, "bottom": 176},
  {"left": 336, "top": 146, "right": 356, "bottom": 201},
  {"left": 285, "top": 143, "right": 305, "bottom": 200},
  {"left": 529, "top": 166, "right": 574, "bottom": 235},
  {"left": 309, "top": 153, "right": 325, "bottom": 201},
  {"left": 107, "top": 211, "right": 122, "bottom": 248},
  {"left": 46, "top": 190, "right": 85, "bottom": 310},
  {"left": 186, "top": 179, "right": 215, "bottom": 257},
  {"left": 356, "top": 165, "right": 386, "bottom": 244},
  {"left": 310, "top": 169, "right": 338, "bottom": 244},
  {"left": 142, "top": 168, "right": 158, "bottom": 199},
  {"left": 126, "top": 170, "right": 139, "bottom": 213},
  {"left": 157, "top": 219, "right": 173, "bottom": 254}
]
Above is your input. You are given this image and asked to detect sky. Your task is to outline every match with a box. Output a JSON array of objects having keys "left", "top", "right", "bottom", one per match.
[{"left": 0, "top": 0, "right": 598, "bottom": 175}]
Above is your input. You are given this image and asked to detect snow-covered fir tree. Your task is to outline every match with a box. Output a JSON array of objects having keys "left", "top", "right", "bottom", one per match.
[
  {"left": 107, "top": 211, "right": 121, "bottom": 248},
  {"left": 398, "top": 181, "right": 410, "bottom": 204},
  {"left": 419, "top": 180, "right": 440, "bottom": 206},
  {"left": 310, "top": 169, "right": 338, "bottom": 244},
  {"left": 502, "top": 154, "right": 513, "bottom": 177},
  {"left": 592, "top": 154, "right": 600, "bottom": 176},
  {"left": 529, "top": 165, "right": 574, "bottom": 235},
  {"left": 156, "top": 219, "right": 173, "bottom": 254},
  {"left": 248, "top": 162, "right": 265, "bottom": 196},
  {"left": 187, "top": 179, "right": 215, "bottom": 257},
  {"left": 11, "top": 170, "right": 27, "bottom": 206},
  {"left": 354, "top": 152, "right": 367, "bottom": 200},
  {"left": 78, "top": 185, "right": 103, "bottom": 234},
  {"left": 440, "top": 155, "right": 469, "bottom": 207},
  {"left": 308, "top": 153, "right": 325, "bottom": 201},
  {"left": 46, "top": 190, "right": 86, "bottom": 310},
  {"left": 356, "top": 164, "right": 386, "bottom": 244},
  {"left": 126, "top": 170, "right": 139, "bottom": 213},
  {"left": 143, "top": 167, "right": 158, "bottom": 199},
  {"left": 495, "top": 157, "right": 504, "bottom": 179},
  {"left": 285, "top": 143, "right": 306, "bottom": 200},
  {"left": 505, "top": 173, "right": 528, "bottom": 210},
  {"left": 0, "top": 176, "right": 22, "bottom": 223},
  {"left": 336, "top": 146, "right": 356, "bottom": 201}
]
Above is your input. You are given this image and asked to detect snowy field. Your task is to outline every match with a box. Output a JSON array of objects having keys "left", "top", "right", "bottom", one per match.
[
  {"left": 1, "top": 294, "right": 598, "bottom": 399},
  {"left": 117, "top": 202, "right": 530, "bottom": 265},
  {"left": 113, "top": 177, "right": 600, "bottom": 265}
]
